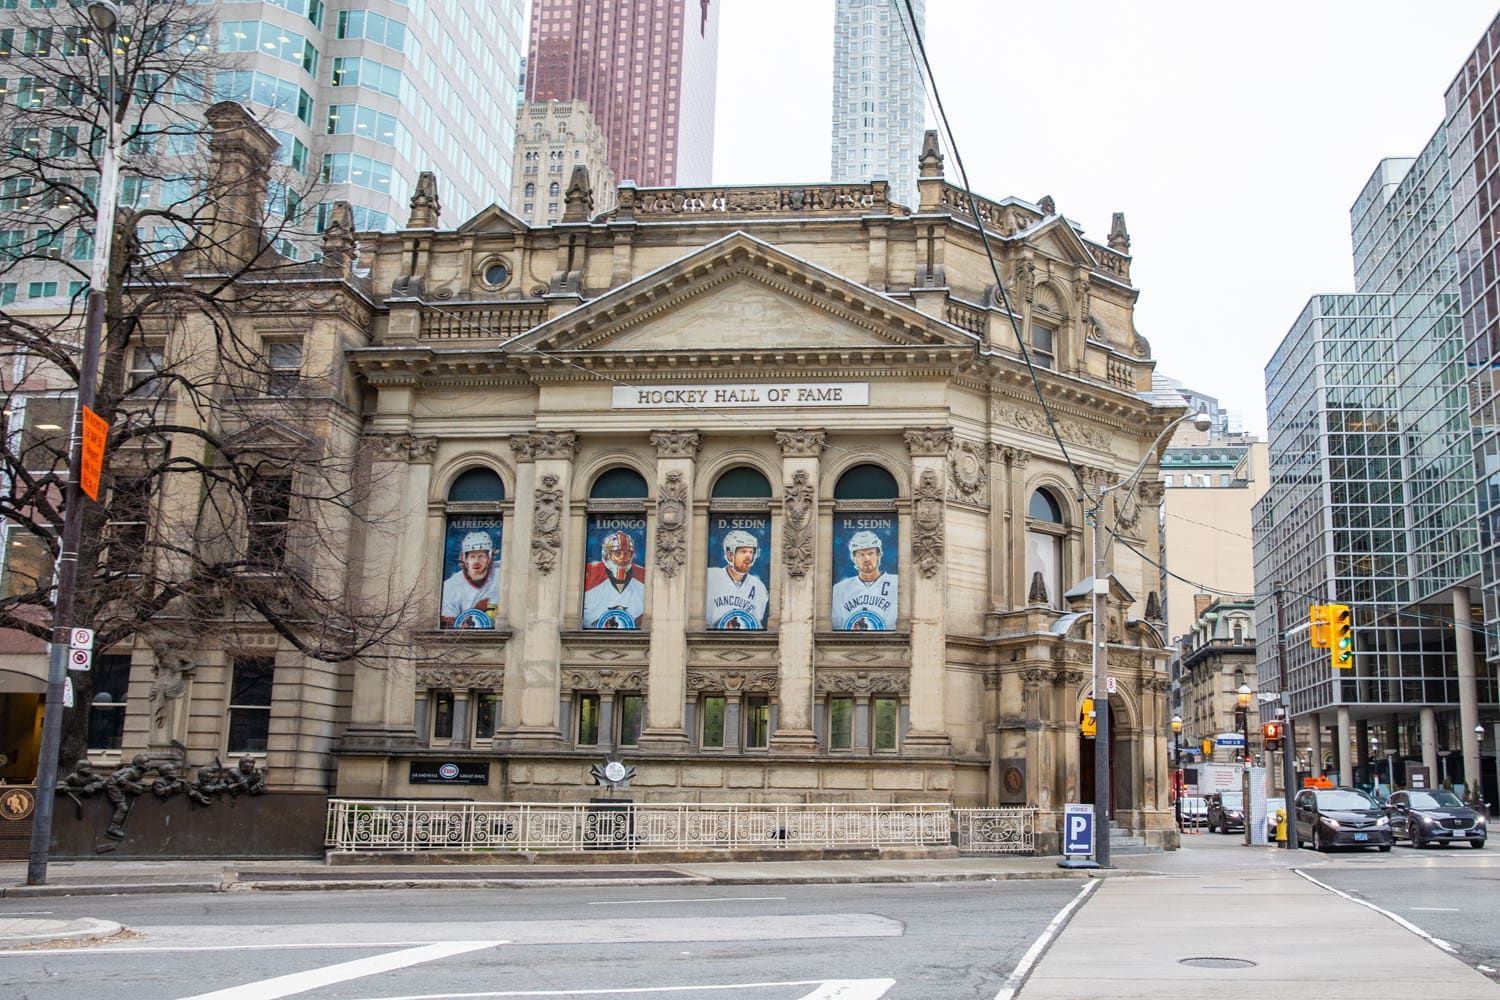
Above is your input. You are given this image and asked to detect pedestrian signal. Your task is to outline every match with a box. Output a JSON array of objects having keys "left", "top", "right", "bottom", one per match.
[
  {"left": 1080, "top": 697, "right": 1096, "bottom": 738},
  {"left": 1262, "top": 720, "right": 1284, "bottom": 752},
  {"left": 1328, "top": 603, "right": 1353, "bottom": 669},
  {"left": 1309, "top": 604, "right": 1331, "bottom": 648}
]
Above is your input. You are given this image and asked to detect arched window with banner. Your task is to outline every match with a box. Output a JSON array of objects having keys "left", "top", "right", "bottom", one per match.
[
  {"left": 705, "top": 466, "right": 772, "bottom": 630},
  {"left": 439, "top": 467, "right": 504, "bottom": 629},
  {"left": 583, "top": 467, "right": 648, "bottom": 630},
  {"left": 831, "top": 463, "right": 899, "bottom": 631},
  {"left": 1026, "top": 487, "right": 1066, "bottom": 610}
]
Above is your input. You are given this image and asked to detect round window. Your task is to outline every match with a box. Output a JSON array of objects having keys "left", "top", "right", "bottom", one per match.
[{"left": 483, "top": 262, "right": 510, "bottom": 287}]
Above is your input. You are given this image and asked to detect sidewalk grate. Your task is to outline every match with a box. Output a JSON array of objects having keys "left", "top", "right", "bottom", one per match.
[
  {"left": 1178, "top": 957, "right": 1257, "bottom": 969},
  {"left": 236, "top": 868, "right": 694, "bottom": 882}
]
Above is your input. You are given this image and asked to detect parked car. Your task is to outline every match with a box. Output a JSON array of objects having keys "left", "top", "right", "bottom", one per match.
[
  {"left": 1294, "top": 787, "right": 1392, "bottom": 852},
  {"left": 1386, "top": 789, "right": 1486, "bottom": 849},
  {"left": 1180, "top": 795, "right": 1208, "bottom": 828},
  {"left": 1266, "top": 798, "right": 1286, "bottom": 842},
  {"left": 1207, "top": 791, "right": 1245, "bottom": 834}
]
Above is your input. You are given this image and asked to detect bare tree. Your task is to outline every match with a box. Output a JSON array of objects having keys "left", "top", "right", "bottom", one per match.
[{"left": 0, "top": 0, "right": 415, "bottom": 763}]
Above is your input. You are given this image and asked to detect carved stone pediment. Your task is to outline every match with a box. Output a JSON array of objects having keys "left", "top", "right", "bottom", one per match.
[
  {"left": 416, "top": 666, "right": 504, "bottom": 689},
  {"left": 814, "top": 670, "right": 910, "bottom": 695},
  {"left": 563, "top": 668, "right": 646, "bottom": 692},
  {"left": 685, "top": 669, "right": 778, "bottom": 693}
]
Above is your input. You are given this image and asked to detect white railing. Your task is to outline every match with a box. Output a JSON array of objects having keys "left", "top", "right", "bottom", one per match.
[
  {"left": 325, "top": 800, "right": 953, "bottom": 854},
  {"left": 952, "top": 808, "right": 1037, "bottom": 854}
]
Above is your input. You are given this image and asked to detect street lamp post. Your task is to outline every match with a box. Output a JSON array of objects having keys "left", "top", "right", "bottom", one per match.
[
  {"left": 1383, "top": 749, "right": 1397, "bottom": 796},
  {"left": 1236, "top": 684, "right": 1252, "bottom": 767},
  {"left": 1439, "top": 749, "right": 1451, "bottom": 789},
  {"left": 1171, "top": 714, "right": 1184, "bottom": 831},
  {"left": 26, "top": 0, "right": 122, "bottom": 887},
  {"left": 1086, "top": 406, "right": 1211, "bottom": 868},
  {"left": 1477, "top": 725, "right": 1489, "bottom": 812}
]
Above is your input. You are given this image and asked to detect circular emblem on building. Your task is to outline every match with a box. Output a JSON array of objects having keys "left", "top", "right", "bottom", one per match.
[
  {"left": 603, "top": 761, "right": 627, "bottom": 783},
  {"left": 437, "top": 763, "right": 461, "bottom": 781},
  {"left": 0, "top": 787, "right": 35, "bottom": 821},
  {"left": 452, "top": 609, "right": 496, "bottom": 630},
  {"left": 595, "top": 610, "right": 637, "bottom": 630},
  {"left": 1003, "top": 766, "right": 1024, "bottom": 796}
]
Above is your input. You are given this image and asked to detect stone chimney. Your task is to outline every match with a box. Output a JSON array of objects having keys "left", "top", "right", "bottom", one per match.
[
  {"left": 320, "top": 200, "right": 355, "bottom": 278},
  {"left": 406, "top": 171, "right": 441, "bottom": 229},
  {"left": 917, "top": 129, "right": 944, "bottom": 212},
  {"left": 199, "top": 102, "right": 278, "bottom": 271},
  {"left": 1193, "top": 593, "right": 1214, "bottom": 621},
  {"left": 563, "top": 165, "right": 593, "bottom": 222}
]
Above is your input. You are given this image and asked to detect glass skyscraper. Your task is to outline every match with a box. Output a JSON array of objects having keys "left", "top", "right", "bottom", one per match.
[{"left": 829, "top": 0, "right": 925, "bottom": 210}]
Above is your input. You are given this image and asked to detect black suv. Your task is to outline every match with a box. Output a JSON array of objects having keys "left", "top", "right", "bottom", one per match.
[
  {"left": 1294, "top": 787, "right": 1392, "bottom": 852},
  {"left": 1206, "top": 791, "right": 1245, "bottom": 834},
  {"left": 1386, "top": 789, "right": 1486, "bottom": 849}
]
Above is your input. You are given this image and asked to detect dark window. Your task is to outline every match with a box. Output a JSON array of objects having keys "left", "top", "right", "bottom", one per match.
[
  {"left": 1028, "top": 490, "right": 1063, "bottom": 523},
  {"left": 2, "top": 528, "right": 50, "bottom": 599},
  {"left": 483, "top": 262, "right": 509, "bottom": 286},
  {"left": 19, "top": 396, "right": 72, "bottom": 470},
  {"left": 711, "top": 466, "right": 772, "bottom": 498},
  {"left": 701, "top": 695, "right": 725, "bottom": 749},
  {"left": 745, "top": 696, "right": 770, "bottom": 749},
  {"left": 473, "top": 692, "right": 498, "bottom": 740},
  {"left": 266, "top": 341, "right": 303, "bottom": 396},
  {"left": 447, "top": 467, "right": 504, "bottom": 502},
  {"left": 87, "top": 654, "right": 131, "bottom": 750},
  {"left": 617, "top": 693, "right": 643, "bottom": 747},
  {"left": 873, "top": 697, "right": 899, "bottom": 751},
  {"left": 828, "top": 697, "right": 853, "bottom": 750},
  {"left": 106, "top": 476, "right": 151, "bottom": 573},
  {"left": 430, "top": 691, "right": 453, "bottom": 739},
  {"left": 227, "top": 656, "right": 274, "bottom": 753},
  {"left": 1032, "top": 322, "right": 1055, "bottom": 369},
  {"left": 590, "top": 467, "right": 647, "bottom": 499},
  {"left": 247, "top": 476, "right": 291, "bottom": 569},
  {"left": 834, "top": 464, "right": 898, "bottom": 500},
  {"left": 576, "top": 692, "right": 600, "bottom": 745}
]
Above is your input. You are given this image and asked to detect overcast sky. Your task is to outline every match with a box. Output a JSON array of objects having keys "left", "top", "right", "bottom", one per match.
[{"left": 712, "top": 1, "right": 1498, "bottom": 435}]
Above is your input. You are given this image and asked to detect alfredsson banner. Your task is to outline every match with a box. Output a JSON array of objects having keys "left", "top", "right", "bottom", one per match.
[{"left": 440, "top": 517, "right": 502, "bottom": 629}]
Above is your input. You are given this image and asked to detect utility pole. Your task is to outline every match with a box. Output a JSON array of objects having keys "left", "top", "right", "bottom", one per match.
[
  {"left": 1091, "top": 510, "right": 1110, "bottom": 868},
  {"left": 1274, "top": 583, "right": 1297, "bottom": 848}
]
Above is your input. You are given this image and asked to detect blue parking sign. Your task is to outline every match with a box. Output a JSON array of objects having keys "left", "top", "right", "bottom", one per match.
[{"left": 1063, "top": 803, "right": 1094, "bottom": 856}]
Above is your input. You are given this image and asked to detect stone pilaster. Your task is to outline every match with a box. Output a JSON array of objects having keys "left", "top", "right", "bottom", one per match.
[
  {"left": 498, "top": 436, "right": 534, "bottom": 737},
  {"left": 512, "top": 431, "right": 577, "bottom": 745},
  {"left": 902, "top": 427, "right": 952, "bottom": 755},
  {"left": 1007, "top": 448, "right": 1031, "bottom": 608},
  {"left": 771, "top": 429, "right": 824, "bottom": 753},
  {"left": 639, "top": 430, "right": 700, "bottom": 751}
]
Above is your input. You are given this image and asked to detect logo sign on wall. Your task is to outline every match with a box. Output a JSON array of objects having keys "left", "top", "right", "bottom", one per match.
[
  {"left": 830, "top": 513, "right": 898, "bottom": 631},
  {"left": 705, "top": 515, "right": 770, "bottom": 630},
  {"left": 583, "top": 515, "right": 647, "bottom": 630},
  {"left": 439, "top": 518, "right": 502, "bottom": 630},
  {"left": 409, "top": 761, "right": 490, "bottom": 785}
]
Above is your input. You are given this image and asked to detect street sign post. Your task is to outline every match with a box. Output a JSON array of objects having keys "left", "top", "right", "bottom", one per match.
[
  {"left": 66, "top": 648, "right": 90, "bottom": 671},
  {"left": 1063, "top": 802, "right": 1094, "bottom": 856}
]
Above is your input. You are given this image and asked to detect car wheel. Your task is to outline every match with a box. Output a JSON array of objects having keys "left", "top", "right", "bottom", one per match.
[
  {"left": 1314, "top": 826, "right": 1327, "bottom": 852},
  {"left": 1377, "top": 844, "right": 1391, "bottom": 853},
  {"left": 1471, "top": 840, "right": 1486, "bottom": 850},
  {"left": 1411, "top": 824, "right": 1424, "bottom": 849}
]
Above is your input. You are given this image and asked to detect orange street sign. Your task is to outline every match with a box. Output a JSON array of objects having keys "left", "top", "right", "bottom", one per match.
[{"left": 80, "top": 406, "right": 108, "bottom": 501}]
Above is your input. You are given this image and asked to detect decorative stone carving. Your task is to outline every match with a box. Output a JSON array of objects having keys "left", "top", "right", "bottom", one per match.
[
  {"left": 509, "top": 436, "right": 534, "bottom": 461},
  {"left": 372, "top": 433, "right": 413, "bottom": 462},
  {"left": 1028, "top": 571, "right": 1049, "bottom": 606},
  {"left": 903, "top": 426, "right": 953, "bottom": 457},
  {"left": 686, "top": 669, "right": 778, "bottom": 693},
  {"left": 144, "top": 639, "right": 192, "bottom": 736},
  {"left": 1060, "top": 668, "right": 1088, "bottom": 687},
  {"left": 814, "top": 670, "right": 910, "bottom": 695},
  {"left": 1038, "top": 195, "right": 1056, "bottom": 215},
  {"left": 531, "top": 473, "right": 564, "bottom": 574},
  {"left": 776, "top": 429, "right": 826, "bottom": 457},
  {"left": 415, "top": 667, "right": 504, "bottom": 689},
  {"left": 409, "top": 436, "right": 439, "bottom": 464},
  {"left": 1142, "top": 675, "right": 1173, "bottom": 694},
  {"left": 1138, "top": 480, "right": 1165, "bottom": 507},
  {"left": 1144, "top": 591, "right": 1163, "bottom": 621},
  {"left": 656, "top": 471, "right": 688, "bottom": 577},
  {"left": 650, "top": 430, "right": 701, "bottom": 459},
  {"left": 564, "top": 668, "right": 646, "bottom": 692},
  {"left": 992, "top": 402, "right": 1111, "bottom": 451},
  {"left": 1008, "top": 258, "right": 1036, "bottom": 305},
  {"left": 782, "top": 468, "right": 816, "bottom": 578},
  {"left": 1074, "top": 276, "right": 1092, "bottom": 328},
  {"left": 1020, "top": 667, "right": 1050, "bottom": 686},
  {"left": 529, "top": 431, "right": 579, "bottom": 460},
  {"left": 406, "top": 170, "right": 442, "bottom": 229},
  {"left": 948, "top": 441, "right": 988, "bottom": 503},
  {"left": 911, "top": 469, "right": 944, "bottom": 578}
]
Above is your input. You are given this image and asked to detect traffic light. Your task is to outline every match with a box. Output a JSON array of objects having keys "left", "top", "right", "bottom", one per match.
[
  {"left": 1309, "top": 604, "right": 1331, "bottom": 648},
  {"left": 1080, "top": 697, "right": 1096, "bottom": 738},
  {"left": 1328, "top": 603, "right": 1354, "bottom": 669},
  {"left": 1262, "top": 720, "right": 1284, "bottom": 752}
]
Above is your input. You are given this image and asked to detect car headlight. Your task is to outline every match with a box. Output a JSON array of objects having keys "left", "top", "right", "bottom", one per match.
[
  {"left": 1228, "top": 812, "right": 1243, "bottom": 820},
  {"left": 1375, "top": 816, "right": 1389, "bottom": 827},
  {"left": 1321, "top": 817, "right": 1341, "bottom": 829},
  {"left": 1422, "top": 814, "right": 1443, "bottom": 827}
]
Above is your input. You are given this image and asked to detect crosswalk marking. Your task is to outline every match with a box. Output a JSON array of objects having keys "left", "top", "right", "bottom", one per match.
[{"left": 177, "top": 940, "right": 505, "bottom": 1000}]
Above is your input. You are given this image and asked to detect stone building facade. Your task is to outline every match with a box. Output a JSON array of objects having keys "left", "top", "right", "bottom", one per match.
[{"left": 48, "top": 112, "right": 1185, "bottom": 852}]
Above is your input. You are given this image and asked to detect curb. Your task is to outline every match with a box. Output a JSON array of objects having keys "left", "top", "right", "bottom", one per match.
[
  {"left": 0, "top": 881, "right": 223, "bottom": 899},
  {"left": 0, "top": 918, "right": 123, "bottom": 948}
]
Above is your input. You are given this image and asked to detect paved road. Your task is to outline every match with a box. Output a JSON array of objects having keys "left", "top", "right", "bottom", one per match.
[{"left": 1, "top": 880, "right": 1084, "bottom": 1000}]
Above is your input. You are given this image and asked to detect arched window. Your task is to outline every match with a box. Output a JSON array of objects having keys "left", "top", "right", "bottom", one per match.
[
  {"left": 706, "top": 467, "right": 772, "bottom": 631},
  {"left": 439, "top": 467, "right": 504, "bottom": 630},
  {"left": 831, "top": 464, "right": 898, "bottom": 631},
  {"left": 549, "top": 180, "right": 560, "bottom": 197},
  {"left": 1031, "top": 321, "right": 1055, "bottom": 369},
  {"left": 1026, "top": 487, "right": 1066, "bottom": 610},
  {"left": 583, "top": 467, "right": 648, "bottom": 630},
  {"left": 524, "top": 182, "right": 534, "bottom": 198}
]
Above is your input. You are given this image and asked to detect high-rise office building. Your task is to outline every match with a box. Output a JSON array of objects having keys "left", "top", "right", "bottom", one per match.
[
  {"left": 830, "top": 0, "right": 925, "bottom": 209},
  {"left": 524, "top": 0, "right": 720, "bottom": 188},
  {"left": 512, "top": 100, "right": 617, "bottom": 226}
]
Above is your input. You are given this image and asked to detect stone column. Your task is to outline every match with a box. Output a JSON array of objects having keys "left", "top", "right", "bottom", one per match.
[
  {"left": 499, "top": 436, "right": 534, "bottom": 735},
  {"left": 513, "top": 431, "right": 577, "bottom": 744},
  {"left": 1021, "top": 667, "right": 1052, "bottom": 809},
  {"left": 1420, "top": 706, "right": 1439, "bottom": 781},
  {"left": 1337, "top": 707, "right": 1353, "bottom": 788},
  {"left": 1007, "top": 449, "right": 1031, "bottom": 607},
  {"left": 1453, "top": 586, "right": 1482, "bottom": 789},
  {"left": 904, "top": 427, "right": 953, "bottom": 753},
  {"left": 640, "top": 431, "right": 699, "bottom": 751},
  {"left": 598, "top": 692, "right": 616, "bottom": 753},
  {"left": 987, "top": 444, "right": 1009, "bottom": 617},
  {"left": 1060, "top": 671, "right": 1083, "bottom": 803},
  {"left": 771, "top": 429, "right": 825, "bottom": 752},
  {"left": 1309, "top": 712, "right": 1324, "bottom": 777}
]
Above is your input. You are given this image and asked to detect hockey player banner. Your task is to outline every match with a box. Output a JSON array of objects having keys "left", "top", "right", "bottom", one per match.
[
  {"left": 705, "top": 514, "right": 770, "bottom": 630},
  {"left": 440, "top": 517, "right": 502, "bottom": 629},
  {"left": 831, "top": 514, "right": 898, "bottom": 631},
  {"left": 583, "top": 514, "right": 647, "bottom": 630}
]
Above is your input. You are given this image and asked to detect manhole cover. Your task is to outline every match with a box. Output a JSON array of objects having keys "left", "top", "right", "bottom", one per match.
[{"left": 1178, "top": 957, "right": 1257, "bottom": 969}]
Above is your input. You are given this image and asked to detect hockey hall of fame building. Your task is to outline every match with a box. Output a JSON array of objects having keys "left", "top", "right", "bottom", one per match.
[{"left": 50, "top": 113, "right": 1181, "bottom": 853}]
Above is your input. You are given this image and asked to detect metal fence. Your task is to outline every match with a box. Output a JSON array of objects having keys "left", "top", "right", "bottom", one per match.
[
  {"left": 951, "top": 808, "right": 1037, "bottom": 854},
  {"left": 325, "top": 799, "right": 957, "bottom": 854}
]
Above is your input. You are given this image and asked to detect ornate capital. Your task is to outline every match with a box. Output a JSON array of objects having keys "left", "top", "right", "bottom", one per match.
[
  {"left": 529, "top": 431, "right": 579, "bottom": 460},
  {"left": 1138, "top": 480, "right": 1165, "bottom": 507},
  {"left": 903, "top": 426, "right": 953, "bottom": 458},
  {"left": 782, "top": 468, "right": 816, "bottom": 578},
  {"left": 531, "top": 473, "right": 564, "bottom": 573},
  {"left": 1020, "top": 666, "right": 1050, "bottom": 687},
  {"left": 776, "top": 429, "right": 826, "bottom": 457},
  {"left": 911, "top": 469, "right": 944, "bottom": 578},
  {"left": 371, "top": 433, "right": 415, "bottom": 462},
  {"left": 651, "top": 430, "right": 701, "bottom": 459},
  {"left": 655, "top": 470, "right": 688, "bottom": 577},
  {"left": 509, "top": 435, "right": 535, "bottom": 461},
  {"left": 409, "top": 436, "right": 439, "bottom": 464}
]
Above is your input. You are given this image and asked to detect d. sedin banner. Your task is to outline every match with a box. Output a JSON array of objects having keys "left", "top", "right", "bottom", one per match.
[
  {"left": 705, "top": 514, "right": 770, "bottom": 630},
  {"left": 830, "top": 513, "right": 898, "bottom": 631}
]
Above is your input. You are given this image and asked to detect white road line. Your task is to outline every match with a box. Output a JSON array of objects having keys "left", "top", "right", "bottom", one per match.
[
  {"left": 1293, "top": 870, "right": 1457, "bottom": 953},
  {"left": 355, "top": 981, "right": 892, "bottom": 999},
  {"left": 1409, "top": 907, "right": 1461, "bottom": 912},
  {"left": 992, "top": 879, "right": 1099, "bottom": 1000},
  {"left": 586, "top": 896, "right": 787, "bottom": 906},
  {"left": 0, "top": 940, "right": 448, "bottom": 958},
  {"left": 176, "top": 939, "right": 505, "bottom": 1000}
]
